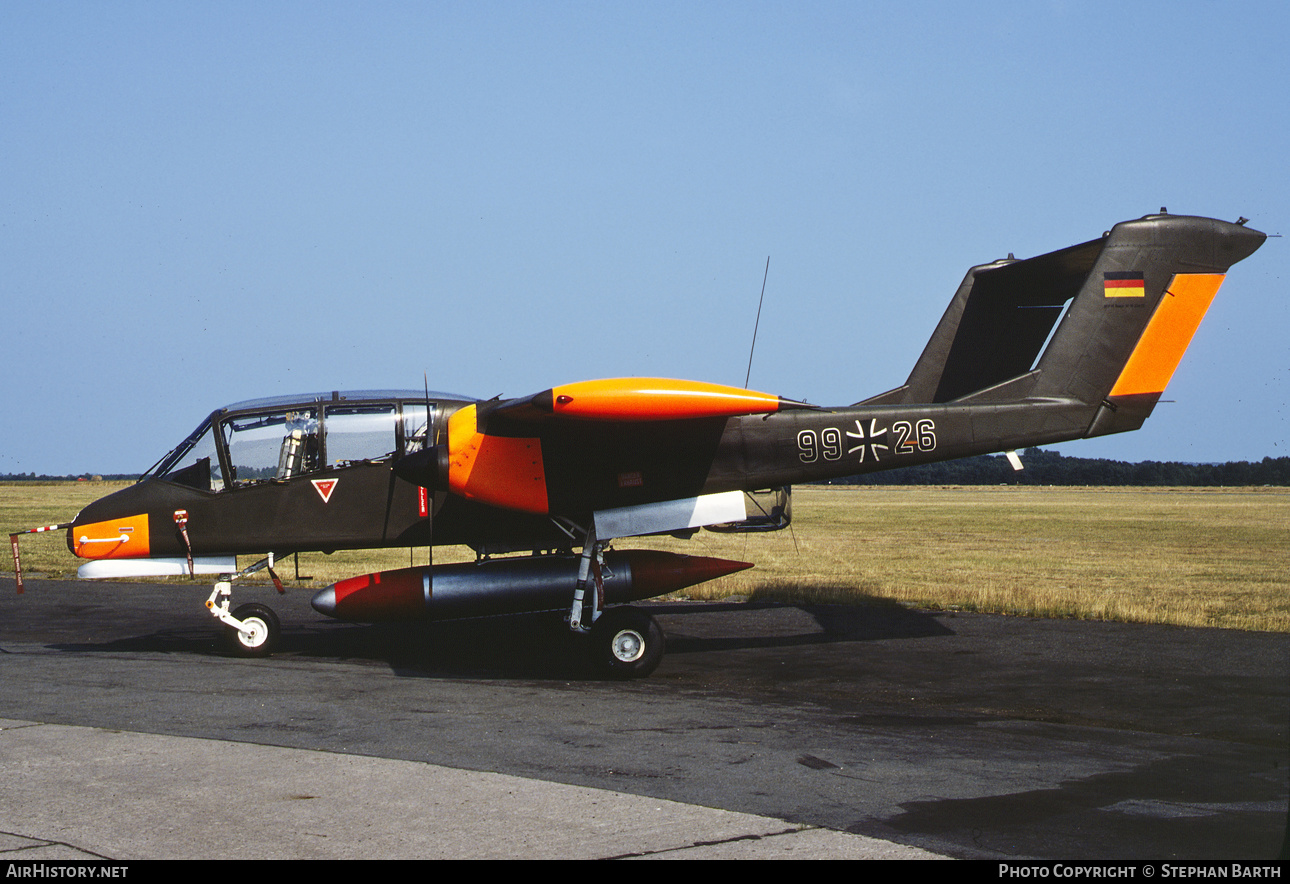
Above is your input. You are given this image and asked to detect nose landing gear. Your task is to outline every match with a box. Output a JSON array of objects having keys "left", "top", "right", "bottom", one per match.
[{"left": 205, "top": 554, "right": 285, "bottom": 657}]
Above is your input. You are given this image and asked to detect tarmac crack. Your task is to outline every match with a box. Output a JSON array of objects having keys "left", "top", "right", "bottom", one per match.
[
  {"left": 0, "top": 829, "right": 115, "bottom": 860},
  {"left": 599, "top": 825, "right": 808, "bottom": 859}
]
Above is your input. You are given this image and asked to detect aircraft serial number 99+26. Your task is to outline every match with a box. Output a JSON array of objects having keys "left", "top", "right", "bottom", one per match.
[{"left": 798, "top": 418, "right": 936, "bottom": 465}]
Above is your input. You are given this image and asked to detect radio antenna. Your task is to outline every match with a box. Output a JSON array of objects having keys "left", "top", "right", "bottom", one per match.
[{"left": 744, "top": 256, "right": 770, "bottom": 389}]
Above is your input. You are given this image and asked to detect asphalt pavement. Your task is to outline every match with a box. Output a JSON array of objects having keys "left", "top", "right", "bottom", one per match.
[{"left": 0, "top": 578, "right": 1285, "bottom": 860}]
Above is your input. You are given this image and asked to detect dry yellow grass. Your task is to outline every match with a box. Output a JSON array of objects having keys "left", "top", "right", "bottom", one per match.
[
  {"left": 4, "top": 482, "right": 1288, "bottom": 632},
  {"left": 644, "top": 486, "right": 1290, "bottom": 632}
]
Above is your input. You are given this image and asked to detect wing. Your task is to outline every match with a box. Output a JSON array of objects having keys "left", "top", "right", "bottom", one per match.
[{"left": 400, "top": 378, "right": 812, "bottom": 516}]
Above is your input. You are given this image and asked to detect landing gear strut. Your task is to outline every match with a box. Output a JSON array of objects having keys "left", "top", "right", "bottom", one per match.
[
  {"left": 564, "top": 526, "right": 666, "bottom": 678},
  {"left": 205, "top": 554, "right": 285, "bottom": 657}
]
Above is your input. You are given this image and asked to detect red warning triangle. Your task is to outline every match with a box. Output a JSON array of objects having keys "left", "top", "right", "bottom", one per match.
[{"left": 311, "top": 478, "right": 338, "bottom": 503}]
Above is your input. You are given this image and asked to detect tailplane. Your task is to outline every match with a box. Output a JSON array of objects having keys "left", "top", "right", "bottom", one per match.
[{"left": 860, "top": 213, "right": 1265, "bottom": 437}]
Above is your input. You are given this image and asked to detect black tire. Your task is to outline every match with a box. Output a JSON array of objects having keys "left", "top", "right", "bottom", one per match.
[
  {"left": 590, "top": 606, "right": 664, "bottom": 679},
  {"left": 225, "top": 602, "right": 280, "bottom": 658}
]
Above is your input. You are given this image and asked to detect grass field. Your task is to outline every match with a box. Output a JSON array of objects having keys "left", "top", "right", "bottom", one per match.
[{"left": 4, "top": 482, "right": 1288, "bottom": 632}]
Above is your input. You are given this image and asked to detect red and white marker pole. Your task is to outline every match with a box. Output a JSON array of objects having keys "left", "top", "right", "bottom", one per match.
[{"left": 9, "top": 523, "right": 73, "bottom": 594}]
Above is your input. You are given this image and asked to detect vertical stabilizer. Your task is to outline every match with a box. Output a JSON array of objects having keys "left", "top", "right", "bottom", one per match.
[
  {"left": 1029, "top": 214, "right": 1264, "bottom": 436},
  {"left": 860, "top": 214, "right": 1265, "bottom": 442}
]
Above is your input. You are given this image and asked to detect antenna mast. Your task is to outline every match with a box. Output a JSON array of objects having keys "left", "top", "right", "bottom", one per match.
[{"left": 744, "top": 256, "right": 770, "bottom": 389}]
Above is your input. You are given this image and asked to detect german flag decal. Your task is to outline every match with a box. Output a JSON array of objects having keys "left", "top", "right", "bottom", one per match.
[{"left": 1104, "top": 271, "right": 1146, "bottom": 298}]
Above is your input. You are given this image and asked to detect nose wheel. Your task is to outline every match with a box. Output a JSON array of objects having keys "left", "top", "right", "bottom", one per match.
[
  {"left": 224, "top": 602, "right": 280, "bottom": 657},
  {"left": 207, "top": 578, "right": 283, "bottom": 658},
  {"left": 590, "top": 606, "right": 664, "bottom": 679}
]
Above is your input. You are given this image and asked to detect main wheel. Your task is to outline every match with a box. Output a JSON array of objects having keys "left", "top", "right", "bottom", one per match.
[
  {"left": 225, "top": 602, "right": 280, "bottom": 658},
  {"left": 590, "top": 606, "right": 664, "bottom": 679}
]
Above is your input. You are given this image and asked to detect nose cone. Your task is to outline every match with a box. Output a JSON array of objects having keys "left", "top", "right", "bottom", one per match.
[
  {"left": 311, "top": 569, "right": 430, "bottom": 621},
  {"left": 68, "top": 512, "right": 151, "bottom": 559},
  {"left": 66, "top": 479, "right": 165, "bottom": 557},
  {"left": 311, "top": 585, "right": 337, "bottom": 617}
]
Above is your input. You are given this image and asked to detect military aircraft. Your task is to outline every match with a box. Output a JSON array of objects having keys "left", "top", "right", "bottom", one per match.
[{"left": 9, "top": 212, "right": 1265, "bottom": 677}]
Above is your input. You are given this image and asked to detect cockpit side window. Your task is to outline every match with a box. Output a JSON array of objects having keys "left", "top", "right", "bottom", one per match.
[
  {"left": 401, "top": 403, "right": 430, "bottom": 454},
  {"left": 323, "top": 404, "right": 398, "bottom": 467},
  {"left": 223, "top": 409, "right": 319, "bottom": 486}
]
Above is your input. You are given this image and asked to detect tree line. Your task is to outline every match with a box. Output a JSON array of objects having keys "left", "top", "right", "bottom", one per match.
[
  {"left": 823, "top": 449, "right": 1290, "bottom": 486},
  {"left": 0, "top": 473, "right": 136, "bottom": 482},
  {"left": 3, "top": 450, "right": 1289, "bottom": 486}
]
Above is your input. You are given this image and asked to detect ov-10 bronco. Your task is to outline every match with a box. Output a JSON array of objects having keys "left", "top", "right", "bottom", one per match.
[{"left": 10, "top": 212, "right": 1265, "bottom": 677}]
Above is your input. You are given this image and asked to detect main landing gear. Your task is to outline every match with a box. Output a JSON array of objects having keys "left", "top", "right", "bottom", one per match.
[{"left": 567, "top": 527, "right": 666, "bottom": 679}]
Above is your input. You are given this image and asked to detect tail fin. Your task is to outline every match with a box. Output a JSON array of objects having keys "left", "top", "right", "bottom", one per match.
[{"left": 861, "top": 213, "right": 1265, "bottom": 437}]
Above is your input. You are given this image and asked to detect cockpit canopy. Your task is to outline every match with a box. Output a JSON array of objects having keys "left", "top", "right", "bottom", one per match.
[{"left": 143, "top": 390, "right": 471, "bottom": 493}]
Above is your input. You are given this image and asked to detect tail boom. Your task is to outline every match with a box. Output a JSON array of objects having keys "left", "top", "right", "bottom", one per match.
[{"left": 727, "top": 213, "right": 1265, "bottom": 488}]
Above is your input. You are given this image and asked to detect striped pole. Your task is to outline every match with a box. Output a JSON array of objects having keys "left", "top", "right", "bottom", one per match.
[{"left": 9, "top": 523, "right": 72, "bottom": 595}]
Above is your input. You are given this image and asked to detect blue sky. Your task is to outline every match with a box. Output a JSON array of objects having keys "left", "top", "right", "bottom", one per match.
[{"left": 4, "top": 1, "right": 1287, "bottom": 474}]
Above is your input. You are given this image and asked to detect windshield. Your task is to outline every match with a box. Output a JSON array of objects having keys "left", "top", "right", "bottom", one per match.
[{"left": 143, "top": 415, "right": 221, "bottom": 488}]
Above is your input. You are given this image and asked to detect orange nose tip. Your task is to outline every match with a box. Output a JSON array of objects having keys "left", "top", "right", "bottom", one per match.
[{"left": 71, "top": 513, "right": 150, "bottom": 559}]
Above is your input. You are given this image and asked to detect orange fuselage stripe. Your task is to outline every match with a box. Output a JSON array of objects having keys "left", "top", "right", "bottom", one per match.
[{"left": 1109, "top": 273, "right": 1226, "bottom": 398}]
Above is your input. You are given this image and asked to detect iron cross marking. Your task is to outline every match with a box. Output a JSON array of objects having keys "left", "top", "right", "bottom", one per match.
[{"left": 846, "top": 419, "right": 889, "bottom": 463}]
